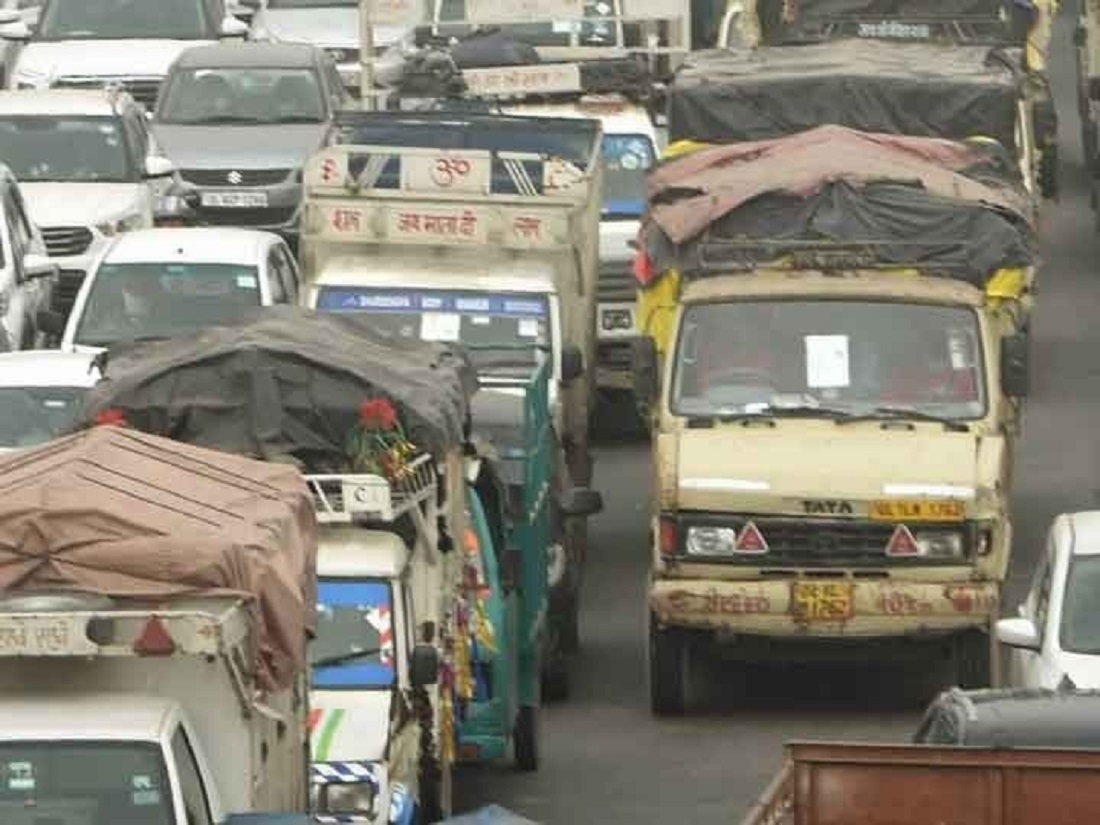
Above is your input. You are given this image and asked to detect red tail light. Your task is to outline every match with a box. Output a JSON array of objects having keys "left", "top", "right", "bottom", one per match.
[
  {"left": 133, "top": 616, "right": 176, "bottom": 656},
  {"left": 658, "top": 516, "right": 678, "bottom": 559},
  {"left": 885, "top": 525, "right": 922, "bottom": 557},
  {"left": 735, "top": 522, "right": 769, "bottom": 554}
]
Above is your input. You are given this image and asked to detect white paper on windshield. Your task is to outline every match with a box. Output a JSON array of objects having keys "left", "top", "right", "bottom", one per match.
[
  {"left": 7, "top": 762, "right": 33, "bottom": 791},
  {"left": 236, "top": 274, "right": 257, "bottom": 289},
  {"left": 420, "top": 312, "right": 461, "bottom": 342},
  {"left": 947, "top": 331, "right": 969, "bottom": 369},
  {"left": 805, "top": 335, "right": 850, "bottom": 388},
  {"left": 131, "top": 775, "right": 160, "bottom": 806},
  {"left": 518, "top": 318, "right": 540, "bottom": 338},
  {"left": 471, "top": 315, "right": 492, "bottom": 326}
]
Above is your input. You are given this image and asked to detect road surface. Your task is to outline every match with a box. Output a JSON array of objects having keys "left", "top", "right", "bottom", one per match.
[{"left": 456, "top": 8, "right": 1092, "bottom": 821}]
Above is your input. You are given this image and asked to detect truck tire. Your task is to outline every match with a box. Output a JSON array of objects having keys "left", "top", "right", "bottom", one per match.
[
  {"left": 541, "top": 628, "right": 571, "bottom": 702},
  {"left": 513, "top": 704, "right": 539, "bottom": 772},
  {"left": 416, "top": 772, "right": 442, "bottom": 825},
  {"left": 954, "top": 629, "right": 992, "bottom": 690},
  {"left": 649, "top": 613, "right": 690, "bottom": 716}
]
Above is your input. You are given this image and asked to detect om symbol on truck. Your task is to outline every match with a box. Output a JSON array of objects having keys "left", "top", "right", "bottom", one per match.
[{"left": 430, "top": 157, "right": 471, "bottom": 188}]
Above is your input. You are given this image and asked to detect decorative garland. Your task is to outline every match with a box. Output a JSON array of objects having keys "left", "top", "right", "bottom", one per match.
[{"left": 346, "top": 398, "right": 420, "bottom": 482}]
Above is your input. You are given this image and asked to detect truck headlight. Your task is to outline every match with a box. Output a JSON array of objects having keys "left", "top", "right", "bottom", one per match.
[
  {"left": 686, "top": 526, "right": 736, "bottom": 556},
  {"left": 912, "top": 530, "right": 965, "bottom": 559},
  {"left": 319, "top": 782, "right": 377, "bottom": 816}
]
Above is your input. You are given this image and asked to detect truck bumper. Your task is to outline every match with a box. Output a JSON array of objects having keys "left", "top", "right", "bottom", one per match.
[{"left": 650, "top": 577, "right": 998, "bottom": 638}]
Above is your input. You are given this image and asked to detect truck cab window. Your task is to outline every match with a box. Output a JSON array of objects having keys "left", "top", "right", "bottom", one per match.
[{"left": 170, "top": 728, "right": 212, "bottom": 825}]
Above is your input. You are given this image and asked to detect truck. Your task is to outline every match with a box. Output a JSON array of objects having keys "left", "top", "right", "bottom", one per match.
[
  {"left": 299, "top": 110, "right": 606, "bottom": 697},
  {"left": 0, "top": 423, "right": 316, "bottom": 824},
  {"left": 75, "top": 308, "right": 479, "bottom": 823},
  {"left": 631, "top": 125, "right": 1036, "bottom": 714},
  {"left": 715, "top": 0, "right": 1059, "bottom": 200},
  {"left": 740, "top": 741, "right": 1100, "bottom": 825}
]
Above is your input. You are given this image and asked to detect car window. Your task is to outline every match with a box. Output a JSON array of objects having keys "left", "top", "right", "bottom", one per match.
[
  {"left": 0, "top": 115, "right": 136, "bottom": 183},
  {"left": 0, "top": 386, "right": 86, "bottom": 446},
  {"left": 158, "top": 68, "right": 326, "bottom": 125},
  {"left": 170, "top": 728, "right": 212, "bottom": 825},
  {"left": 265, "top": 249, "right": 287, "bottom": 303},
  {"left": 2, "top": 184, "right": 30, "bottom": 260}
]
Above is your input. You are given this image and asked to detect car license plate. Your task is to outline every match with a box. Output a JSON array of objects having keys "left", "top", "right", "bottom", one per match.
[
  {"left": 869, "top": 499, "right": 966, "bottom": 522},
  {"left": 200, "top": 191, "right": 268, "bottom": 208},
  {"left": 791, "top": 582, "right": 854, "bottom": 622},
  {"left": 0, "top": 616, "right": 89, "bottom": 655}
]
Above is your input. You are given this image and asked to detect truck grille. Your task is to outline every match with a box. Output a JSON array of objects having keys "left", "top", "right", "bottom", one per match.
[
  {"left": 192, "top": 206, "right": 297, "bottom": 227},
  {"left": 54, "top": 76, "right": 162, "bottom": 109},
  {"left": 676, "top": 513, "right": 973, "bottom": 567},
  {"left": 180, "top": 168, "right": 293, "bottom": 187},
  {"left": 598, "top": 261, "right": 636, "bottom": 303},
  {"left": 41, "top": 226, "right": 93, "bottom": 257}
]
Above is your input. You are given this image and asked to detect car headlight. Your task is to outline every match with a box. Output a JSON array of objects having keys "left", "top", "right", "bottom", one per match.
[
  {"left": 912, "top": 529, "right": 965, "bottom": 559},
  {"left": 95, "top": 213, "right": 144, "bottom": 237},
  {"left": 686, "top": 526, "right": 736, "bottom": 556},
  {"left": 317, "top": 781, "right": 377, "bottom": 817}
]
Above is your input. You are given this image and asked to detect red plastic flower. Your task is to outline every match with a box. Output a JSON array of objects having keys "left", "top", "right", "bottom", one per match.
[
  {"left": 359, "top": 398, "right": 397, "bottom": 431},
  {"left": 95, "top": 408, "right": 128, "bottom": 428}
]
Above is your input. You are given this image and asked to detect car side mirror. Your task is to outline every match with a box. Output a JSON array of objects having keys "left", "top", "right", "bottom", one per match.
[
  {"left": 0, "top": 20, "right": 30, "bottom": 40},
  {"left": 220, "top": 15, "right": 250, "bottom": 38},
  {"left": 632, "top": 336, "right": 659, "bottom": 405},
  {"left": 144, "top": 156, "right": 175, "bottom": 179},
  {"left": 1000, "top": 331, "right": 1029, "bottom": 398},
  {"left": 227, "top": 0, "right": 259, "bottom": 21},
  {"left": 560, "top": 344, "right": 583, "bottom": 383},
  {"left": 22, "top": 252, "right": 57, "bottom": 281},
  {"left": 409, "top": 643, "right": 439, "bottom": 687},
  {"left": 36, "top": 308, "right": 66, "bottom": 339},
  {"left": 995, "top": 616, "right": 1041, "bottom": 651},
  {"left": 560, "top": 487, "right": 603, "bottom": 518}
]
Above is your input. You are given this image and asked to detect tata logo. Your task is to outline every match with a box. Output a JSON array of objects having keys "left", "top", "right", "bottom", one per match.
[
  {"left": 226, "top": 170, "right": 242, "bottom": 185},
  {"left": 802, "top": 499, "right": 854, "bottom": 515}
]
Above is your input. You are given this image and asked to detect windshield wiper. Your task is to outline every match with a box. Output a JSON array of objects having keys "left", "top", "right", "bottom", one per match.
[
  {"left": 311, "top": 648, "right": 381, "bottom": 669},
  {"left": 179, "top": 115, "right": 265, "bottom": 125},
  {"left": 836, "top": 406, "right": 970, "bottom": 432},
  {"left": 274, "top": 115, "right": 325, "bottom": 124},
  {"left": 689, "top": 404, "right": 858, "bottom": 425}
]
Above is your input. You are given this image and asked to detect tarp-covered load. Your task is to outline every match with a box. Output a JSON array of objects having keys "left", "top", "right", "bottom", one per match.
[
  {"left": 665, "top": 40, "right": 1023, "bottom": 147},
  {"left": 0, "top": 425, "right": 317, "bottom": 692},
  {"left": 636, "top": 125, "right": 1036, "bottom": 287},
  {"left": 79, "top": 307, "right": 477, "bottom": 469}
]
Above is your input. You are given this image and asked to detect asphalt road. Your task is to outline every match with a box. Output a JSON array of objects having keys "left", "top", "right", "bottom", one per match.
[{"left": 456, "top": 8, "right": 1094, "bottom": 821}]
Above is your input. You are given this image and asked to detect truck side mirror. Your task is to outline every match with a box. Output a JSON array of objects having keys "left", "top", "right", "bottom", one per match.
[
  {"left": 409, "top": 643, "right": 439, "bottom": 687},
  {"left": 1000, "top": 331, "right": 1029, "bottom": 398},
  {"left": 560, "top": 486, "right": 603, "bottom": 518},
  {"left": 632, "top": 336, "right": 659, "bottom": 405},
  {"left": 560, "top": 345, "right": 584, "bottom": 383}
]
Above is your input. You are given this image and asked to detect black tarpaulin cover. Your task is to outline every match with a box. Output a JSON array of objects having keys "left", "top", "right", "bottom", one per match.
[
  {"left": 665, "top": 40, "right": 1022, "bottom": 147},
  {"left": 78, "top": 307, "right": 477, "bottom": 469}
]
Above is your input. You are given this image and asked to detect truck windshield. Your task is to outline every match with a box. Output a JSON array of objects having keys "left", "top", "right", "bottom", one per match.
[
  {"left": 1061, "top": 557, "right": 1100, "bottom": 654},
  {"left": 0, "top": 741, "right": 172, "bottom": 825},
  {"left": 601, "top": 133, "right": 654, "bottom": 220},
  {"left": 38, "top": 0, "right": 210, "bottom": 41},
  {"left": 312, "top": 579, "right": 396, "bottom": 689},
  {"left": 671, "top": 300, "right": 986, "bottom": 420},
  {"left": 315, "top": 287, "right": 551, "bottom": 377}
]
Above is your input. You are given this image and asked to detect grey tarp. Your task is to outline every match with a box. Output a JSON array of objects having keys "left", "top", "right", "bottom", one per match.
[
  {"left": 665, "top": 40, "right": 1022, "bottom": 147},
  {"left": 638, "top": 126, "right": 1035, "bottom": 284},
  {"left": 78, "top": 307, "right": 477, "bottom": 470},
  {"left": 0, "top": 425, "right": 317, "bottom": 693}
]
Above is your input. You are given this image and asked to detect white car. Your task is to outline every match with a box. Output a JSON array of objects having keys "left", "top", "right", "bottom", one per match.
[
  {"left": 0, "top": 349, "right": 100, "bottom": 451},
  {"left": 997, "top": 511, "right": 1100, "bottom": 690},
  {"left": 0, "top": 0, "right": 250, "bottom": 109},
  {"left": 55, "top": 226, "right": 301, "bottom": 350},
  {"left": 0, "top": 88, "right": 175, "bottom": 320}
]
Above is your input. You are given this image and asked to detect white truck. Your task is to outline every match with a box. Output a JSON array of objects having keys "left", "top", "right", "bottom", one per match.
[
  {"left": 0, "top": 424, "right": 316, "bottom": 824},
  {"left": 299, "top": 111, "right": 604, "bottom": 696}
]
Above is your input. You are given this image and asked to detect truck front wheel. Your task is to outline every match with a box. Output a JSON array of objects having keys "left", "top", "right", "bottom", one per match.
[
  {"left": 954, "top": 628, "right": 992, "bottom": 689},
  {"left": 649, "top": 613, "right": 691, "bottom": 716}
]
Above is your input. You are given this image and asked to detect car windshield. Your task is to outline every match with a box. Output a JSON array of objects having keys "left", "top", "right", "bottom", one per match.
[
  {"left": 158, "top": 68, "right": 325, "bottom": 125},
  {"left": 316, "top": 287, "right": 551, "bottom": 378},
  {"left": 1061, "top": 557, "right": 1100, "bottom": 654},
  {"left": 74, "top": 262, "right": 263, "bottom": 347},
  {"left": 601, "top": 132, "right": 654, "bottom": 219},
  {"left": 0, "top": 741, "right": 172, "bottom": 825},
  {"left": 312, "top": 578, "right": 396, "bottom": 690},
  {"left": 0, "top": 117, "right": 133, "bottom": 183},
  {"left": 0, "top": 386, "right": 87, "bottom": 448},
  {"left": 438, "top": 0, "right": 617, "bottom": 45},
  {"left": 671, "top": 300, "right": 987, "bottom": 420},
  {"left": 38, "top": 0, "right": 210, "bottom": 40}
]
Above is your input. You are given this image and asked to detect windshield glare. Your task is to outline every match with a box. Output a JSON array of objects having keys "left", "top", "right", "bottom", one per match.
[
  {"left": 159, "top": 68, "right": 325, "bottom": 124},
  {"left": 38, "top": 0, "right": 210, "bottom": 40},
  {"left": 0, "top": 117, "right": 133, "bottom": 183},
  {"left": 1061, "top": 557, "right": 1100, "bottom": 654},
  {"left": 312, "top": 579, "right": 395, "bottom": 689},
  {"left": 601, "top": 132, "right": 654, "bottom": 219},
  {"left": 75, "top": 262, "right": 263, "bottom": 347},
  {"left": 0, "top": 741, "right": 172, "bottom": 825},
  {"left": 316, "top": 288, "right": 550, "bottom": 375},
  {"left": 672, "top": 300, "right": 986, "bottom": 419},
  {"left": 0, "top": 387, "right": 87, "bottom": 447}
]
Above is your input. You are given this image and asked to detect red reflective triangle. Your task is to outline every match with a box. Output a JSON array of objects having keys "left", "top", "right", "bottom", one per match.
[
  {"left": 885, "top": 524, "right": 922, "bottom": 557},
  {"left": 133, "top": 616, "right": 176, "bottom": 656},
  {"left": 736, "top": 521, "right": 769, "bottom": 554}
]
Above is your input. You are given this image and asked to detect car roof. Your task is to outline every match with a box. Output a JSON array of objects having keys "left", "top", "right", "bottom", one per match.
[
  {"left": 0, "top": 89, "right": 126, "bottom": 117},
  {"left": 173, "top": 41, "right": 320, "bottom": 69},
  {"left": 1063, "top": 512, "right": 1100, "bottom": 557},
  {"left": 103, "top": 228, "right": 277, "bottom": 266},
  {"left": 0, "top": 693, "right": 175, "bottom": 742},
  {"left": 926, "top": 688, "right": 1100, "bottom": 748},
  {"left": 0, "top": 350, "right": 101, "bottom": 388}
]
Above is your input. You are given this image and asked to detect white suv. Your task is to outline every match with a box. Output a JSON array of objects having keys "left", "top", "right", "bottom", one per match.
[
  {"left": 0, "top": 88, "right": 175, "bottom": 320},
  {"left": 0, "top": 164, "right": 58, "bottom": 350}
]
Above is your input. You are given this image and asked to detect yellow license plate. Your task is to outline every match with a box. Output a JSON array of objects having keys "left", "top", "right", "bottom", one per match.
[
  {"left": 791, "top": 582, "right": 854, "bottom": 622},
  {"left": 869, "top": 499, "right": 966, "bottom": 522}
]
